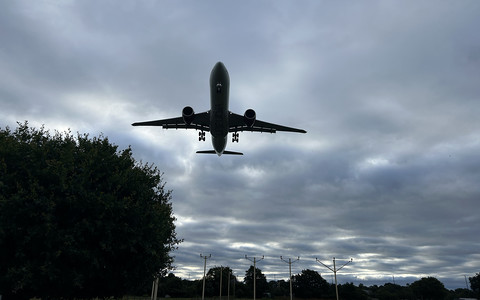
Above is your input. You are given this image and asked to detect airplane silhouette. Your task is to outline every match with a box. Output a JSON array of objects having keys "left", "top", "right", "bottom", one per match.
[{"left": 132, "top": 62, "right": 306, "bottom": 156}]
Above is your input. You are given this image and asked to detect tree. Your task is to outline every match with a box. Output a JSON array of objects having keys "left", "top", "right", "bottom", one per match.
[
  {"left": 0, "top": 123, "right": 181, "bottom": 299},
  {"left": 372, "top": 283, "right": 413, "bottom": 300},
  {"left": 470, "top": 273, "right": 480, "bottom": 299},
  {"left": 337, "top": 282, "right": 368, "bottom": 300},
  {"left": 244, "top": 265, "right": 268, "bottom": 298},
  {"left": 203, "top": 266, "right": 236, "bottom": 297},
  {"left": 410, "top": 277, "right": 447, "bottom": 300},
  {"left": 293, "top": 269, "right": 330, "bottom": 298}
]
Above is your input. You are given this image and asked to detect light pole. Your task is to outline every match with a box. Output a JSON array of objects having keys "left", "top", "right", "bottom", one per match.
[
  {"left": 219, "top": 266, "right": 223, "bottom": 300},
  {"left": 245, "top": 255, "right": 264, "bottom": 300},
  {"left": 316, "top": 257, "right": 353, "bottom": 300},
  {"left": 200, "top": 254, "right": 211, "bottom": 300},
  {"left": 280, "top": 256, "right": 300, "bottom": 300},
  {"left": 227, "top": 269, "right": 232, "bottom": 300}
]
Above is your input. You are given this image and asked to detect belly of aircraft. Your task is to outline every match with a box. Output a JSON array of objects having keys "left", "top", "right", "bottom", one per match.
[{"left": 212, "top": 136, "right": 227, "bottom": 155}]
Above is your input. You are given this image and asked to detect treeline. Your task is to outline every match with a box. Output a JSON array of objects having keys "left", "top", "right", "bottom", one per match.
[
  {"left": 0, "top": 123, "right": 181, "bottom": 299},
  {"left": 158, "top": 267, "right": 480, "bottom": 300}
]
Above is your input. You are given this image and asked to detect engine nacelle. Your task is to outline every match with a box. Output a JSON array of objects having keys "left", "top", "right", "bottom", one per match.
[
  {"left": 182, "top": 106, "right": 195, "bottom": 125},
  {"left": 243, "top": 109, "right": 256, "bottom": 127}
]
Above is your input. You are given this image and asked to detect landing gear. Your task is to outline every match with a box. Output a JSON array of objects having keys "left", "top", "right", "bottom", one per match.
[
  {"left": 199, "top": 131, "right": 206, "bottom": 141},
  {"left": 232, "top": 132, "right": 239, "bottom": 143}
]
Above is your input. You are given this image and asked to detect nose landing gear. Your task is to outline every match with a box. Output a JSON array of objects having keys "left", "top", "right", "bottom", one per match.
[{"left": 199, "top": 131, "right": 206, "bottom": 141}]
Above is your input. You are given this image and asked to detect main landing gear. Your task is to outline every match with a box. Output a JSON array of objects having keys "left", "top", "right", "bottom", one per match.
[
  {"left": 199, "top": 131, "right": 206, "bottom": 141},
  {"left": 232, "top": 132, "right": 239, "bottom": 143}
]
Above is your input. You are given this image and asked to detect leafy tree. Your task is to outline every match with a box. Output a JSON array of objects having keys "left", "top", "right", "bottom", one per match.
[
  {"left": 337, "top": 282, "right": 368, "bottom": 300},
  {"left": 203, "top": 266, "right": 236, "bottom": 297},
  {"left": 470, "top": 272, "right": 480, "bottom": 299},
  {"left": 293, "top": 269, "right": 330, "bottom": 298},
  {"left": 0, "top": 123, "right": 181, "bottom": 299},
  {"left": 244, "top": 265, "right": 268, "bottom": 298},
  {"left": 410, "top": 277, "right": 447, "bottom": 300},
  {"left": 269, "top": 280, "right": 289, "bottom": 297},
  {"left": 372, "top": 283, "right": 413, "bottom": 300},
  {"left": 450, "top": 287, "right": 475, "bottom": 299}
]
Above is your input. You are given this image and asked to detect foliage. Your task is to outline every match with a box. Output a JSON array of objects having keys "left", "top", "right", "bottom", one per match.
[
  {"left": 410, "top": 276, "right": 448, "bottom": 300},
  {"left": 470, "top": 272, "right": 480, "bottom": 299},
  {"left": 203, "top": 266, "right": 236, "bottom": 297},
  {"left": 370, "top": 283, "right": 413, "bottom": 300},
  {"left": 293, "top": 269, "right": 331, "bottom": 298},
  {"left": 0, "top": 122, "right": 181, "bottom": 299},
  {"left": 157, "top": 273, "right": 198, "bottom": 298},
  {"left": 338, "top": 282, "right": 368, "bottom": 300},
  {"left": 268, "top": 279, "right": 289, "bottom": 297},
  {"left": 244, "top": 265, "right": 268, "bottom": 298}
]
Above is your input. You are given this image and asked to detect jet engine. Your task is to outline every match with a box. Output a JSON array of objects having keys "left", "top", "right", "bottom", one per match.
[
  {"left": 182, "top": 106, "right": 195, "bottom": 125},
  {"left": 243, "top": 109, "right": 256, "bottom": 127}
]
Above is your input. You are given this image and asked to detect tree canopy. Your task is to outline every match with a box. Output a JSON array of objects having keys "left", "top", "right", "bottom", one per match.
[
  {"left": 293, "top": 269, "right": 331, "bottom": 298},
  {"left": 244, "top": 265, "right": 268, "bottom": 298},
  {"left": 0, "top": 122, "right": 181, "bottom": 299},
  {"left": 470, "top": 272, "right": 480, "bottom": 299},
  {"left": 410, "top": 276, "right": 447, "bottom": 300}
]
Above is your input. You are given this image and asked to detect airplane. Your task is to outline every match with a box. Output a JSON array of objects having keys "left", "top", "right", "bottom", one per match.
[{"left": 132, "top": 62, "right": 306, "bottom": 156}]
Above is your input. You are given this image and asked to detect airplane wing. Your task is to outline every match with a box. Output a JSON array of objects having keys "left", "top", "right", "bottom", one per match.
[
  {"left": 228, "top": 112, "right": 306, "bottom": 133},
  {"left": 132, "top": 111, "right": 211, "bottom": 131}
]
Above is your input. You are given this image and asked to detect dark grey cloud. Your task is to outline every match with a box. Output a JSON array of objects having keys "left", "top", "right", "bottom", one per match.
[{"left": 1, "top": 0, "right": 480, "bottom": 290}]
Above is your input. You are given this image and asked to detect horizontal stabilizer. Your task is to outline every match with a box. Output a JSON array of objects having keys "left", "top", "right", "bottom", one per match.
[
  {"left": 223, "top": 151, "right": 244, "bottom": 155},
  {"left": 196, "top": 150, "right": 244, "bottom": 155}
]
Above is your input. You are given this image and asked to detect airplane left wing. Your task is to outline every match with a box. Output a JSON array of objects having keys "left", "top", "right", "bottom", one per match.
[
  {"left": 132, "top": 111, "right": 211, "bottom": 131},
  {"left": 228, "top": 112, "right": 306, "bottom": 134}
]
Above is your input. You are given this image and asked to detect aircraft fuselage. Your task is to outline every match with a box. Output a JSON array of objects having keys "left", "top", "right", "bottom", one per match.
[{"left": 209, "top": 62, "right": 230, "bottom": 155}]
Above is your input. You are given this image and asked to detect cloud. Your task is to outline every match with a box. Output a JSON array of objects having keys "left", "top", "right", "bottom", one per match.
[{"left": 1, "top": 0, "right": 479, "bottom": 290}]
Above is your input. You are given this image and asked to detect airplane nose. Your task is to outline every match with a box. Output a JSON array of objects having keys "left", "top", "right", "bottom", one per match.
[
  {"left": 210, "top": 61, "right": 230, "bottom": 85},
  {"left": 213, "top": 61, "right": 226, "bottom": 72}
]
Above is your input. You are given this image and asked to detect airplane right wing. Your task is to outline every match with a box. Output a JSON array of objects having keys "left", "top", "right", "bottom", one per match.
[
  {"left": 228, "top": 112, "right": 306, "bottom": 134},
  {"left": 132, "top": 111, "right": 211, "bottom": 131}
]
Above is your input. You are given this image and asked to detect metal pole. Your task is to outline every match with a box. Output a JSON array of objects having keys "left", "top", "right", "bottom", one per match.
[
  {"left": 220, "top": 266, "right": 223, "bottom": 300},
  {"left": 316, "top": 257, "right": 352, "bottom": 300},
  {"left": 289, "top": 259, "right": 293, "bottom": 300},
  {"left": 333, "top": 258, "right": 338, "bottom": 300},
  {"left": 254, "top": 260, "right": 256, "bottom": 300},
  {"left": 245, "top": 255, "right": 264, "bottom": 300},
  {"left": 280, "top": 256, "right": 300, "bottom": 300},
  {"left": 200, "top": 254, "right": 211, "bottom": 300},
  {"left": 151, "top": 279, "right": 155, "bottom": 300},
  {"left": 227, "top": 270, "right": 231, "bottom": 300},
  {"left": 153, "top": 277, "right": 159, "bottom": 300}
]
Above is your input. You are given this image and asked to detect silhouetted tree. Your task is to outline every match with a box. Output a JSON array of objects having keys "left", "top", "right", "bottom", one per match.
[
  {"left": 410, "top": 277, "right": 447, "bottom": 300},
  {"left": 338, "top": 282, "right": 368, "bottom": 300},
  {"left": 450, "top": 287, "right": 475, "bottom": 299},
  {"left": 0, "top": 122, "right": 181, "bottom": 299},
  {"left": 470, "top": 273, "right": 480, "bottom": 299},
  {"left": 372, "top": 283, "right": 413, "bottom": 300},
  {"left": 293, "top": 269, "right": 330, "bottom": 298},
  {"left": 244, "top": 265, "right": 268, "bottom": 298},
  {"left": 204, "top": 266, "right": 236, "bottom": 297},
  {"left": 269, "top": 280, "right": 289, "bottom": 297}
]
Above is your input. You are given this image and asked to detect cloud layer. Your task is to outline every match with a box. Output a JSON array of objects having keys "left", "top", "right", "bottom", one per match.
[{"left": 1, "top": 1, "right": 480, "bottom": 289}]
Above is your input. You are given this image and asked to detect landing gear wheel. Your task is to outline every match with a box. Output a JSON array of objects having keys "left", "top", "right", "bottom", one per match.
[
  {"left": 232, "top": 132, "right": 239, "bottom": 143},
  {"left": 199, "top": 131, "right": 206, "bottom": 141}
]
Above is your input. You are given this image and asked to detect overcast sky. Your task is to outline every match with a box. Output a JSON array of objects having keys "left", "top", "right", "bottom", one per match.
[{"left": 2, "top": 1, "right": 480, "bottom": 290}]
